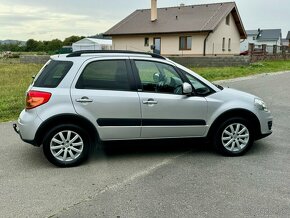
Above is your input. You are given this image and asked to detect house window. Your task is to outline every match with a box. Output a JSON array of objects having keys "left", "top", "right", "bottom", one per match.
[
  {"left": 222, "top": 37, "right": 225, "bottom": 51},
  {"left": 144, "top": 37, "right": 149, "bottom": 46},
  {"left": 228, "top": 38, "right": 231, "bottom": 51},
  {"left": 226, "top": 14, "right": 230, "bottom": 25},
  {"left": 179, "top": 36, "right": 192, "bottom": 50}
]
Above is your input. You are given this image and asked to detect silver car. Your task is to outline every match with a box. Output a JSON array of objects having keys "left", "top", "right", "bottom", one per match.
[{"left": 13, "top": 51, "right": 273, "bottom": 167}]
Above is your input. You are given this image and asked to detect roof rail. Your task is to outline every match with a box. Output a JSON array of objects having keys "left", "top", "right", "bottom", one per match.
[{"left": 66, "top": 50, "right": 166, "bottom": 59}]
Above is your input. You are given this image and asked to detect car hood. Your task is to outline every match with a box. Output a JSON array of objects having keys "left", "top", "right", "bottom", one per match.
[{"left": 208, "top": 87, "right": 258, "bottom": 104}]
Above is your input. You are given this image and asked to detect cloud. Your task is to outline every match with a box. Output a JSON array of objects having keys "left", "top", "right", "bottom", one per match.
[
  {"left": 0, "top": 0, "right": 289, "bottom": 40},
  {"left": 0, "top": 2, "right": 116, "bottom": 40}
]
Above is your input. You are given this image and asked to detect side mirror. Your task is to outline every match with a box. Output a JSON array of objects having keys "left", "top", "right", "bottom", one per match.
[
  {"left": 195, "top": 87, "right": 210, "bottom": 96},
  {"left": 182, "top": 82, "right": 192, "bottom": 95},
  {"left": 153, "top": 72, "right": 161, "bottom": 82}
]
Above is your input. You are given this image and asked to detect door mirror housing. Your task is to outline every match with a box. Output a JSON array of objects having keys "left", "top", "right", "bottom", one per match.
[{"left": 182, "top": 82, "right": 192, "bottom": 95}]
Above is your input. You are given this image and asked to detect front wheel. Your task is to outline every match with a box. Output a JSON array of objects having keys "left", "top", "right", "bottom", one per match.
[
  {"left": 43, "top": 124, "right": 90, "bottom": 167},
  {"left": 214, "top": 117, "right": 254, "bottom": 156}
]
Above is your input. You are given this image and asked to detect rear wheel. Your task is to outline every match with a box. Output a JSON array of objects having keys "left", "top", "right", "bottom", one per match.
[
  {"left": 214, "top": 117, "right": 253, "bottom": 156},
  {"left": 43, "top": 124, "right": 90, "bottom": 167}
]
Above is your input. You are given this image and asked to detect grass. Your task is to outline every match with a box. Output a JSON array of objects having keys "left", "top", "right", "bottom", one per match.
[
  {"left": 0, "top": 59, "right": 289, "bottom": 122},
  {"left": 192, "top": 60, "right": 290, "bottom": 81},
  {"left": 0, "top": 61, "right": 42, "bottom": 122}
]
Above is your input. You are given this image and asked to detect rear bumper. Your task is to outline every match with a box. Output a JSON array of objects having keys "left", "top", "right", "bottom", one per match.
[
  {"left": 13, "top": 123, "right": 39, "bottom": 146},
  {"left": 14, "top": 109, "right": 43, "bottom": 146}
]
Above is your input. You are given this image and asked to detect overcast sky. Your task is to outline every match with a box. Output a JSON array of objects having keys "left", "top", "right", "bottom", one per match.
[{"left": 0, "top": 0, "right": 289, "bottom": 41}]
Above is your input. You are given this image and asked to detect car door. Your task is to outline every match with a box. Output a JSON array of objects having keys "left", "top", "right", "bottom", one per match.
[
  {"left": 132, "top": 59, "right": 208, "bottom": 138},
  {"left": 71, "top": 57, "right": 141, "bottom": 140}
]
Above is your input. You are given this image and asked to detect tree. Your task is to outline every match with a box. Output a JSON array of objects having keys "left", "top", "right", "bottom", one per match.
[
  {"left": 26, "top": 39, "right": 39, "bottom": 51},
  {"left": 47, "top": 39, "right": 63, "bottom": 51},
  {"left": 63, "top": 35, "right": 85, "bottom": 46}
]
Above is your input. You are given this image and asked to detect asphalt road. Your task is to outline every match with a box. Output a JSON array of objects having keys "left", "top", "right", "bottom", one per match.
[{"left": 1, "top": 72, "right": 290, "bottom": 218}]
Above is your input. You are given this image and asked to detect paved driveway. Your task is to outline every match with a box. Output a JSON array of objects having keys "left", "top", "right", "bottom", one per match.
[{"left": 0, "top": 72, "right": 289, "bottom": 218}]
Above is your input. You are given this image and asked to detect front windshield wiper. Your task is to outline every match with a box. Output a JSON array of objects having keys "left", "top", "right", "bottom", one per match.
[{"left": 213, "top": 83, "right": 224, "bottom": 90}]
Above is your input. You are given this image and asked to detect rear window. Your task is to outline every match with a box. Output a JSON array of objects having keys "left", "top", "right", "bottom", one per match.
[{"left": 34, "top": 60, "right": 73, "bottom": 88}]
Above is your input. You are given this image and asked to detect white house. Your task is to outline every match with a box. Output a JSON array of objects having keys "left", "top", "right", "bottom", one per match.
[
  {"left": 72, "top": 38, "right": 112, "bottom": 52},
  {"left": 240, "top": 29, "right": 282, "bottom": 52},
  {"left": 104, "top": 1, "right": 246, "bottom": 56}
]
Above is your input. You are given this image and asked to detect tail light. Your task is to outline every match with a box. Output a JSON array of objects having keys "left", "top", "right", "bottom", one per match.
[{"left": 26, "top": 90, "right": 51, "bottom": 109}]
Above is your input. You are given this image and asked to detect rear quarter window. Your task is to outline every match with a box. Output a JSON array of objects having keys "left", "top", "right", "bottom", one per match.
[{"left": 33, "top": 60, "right": 73, "bottom": 88}]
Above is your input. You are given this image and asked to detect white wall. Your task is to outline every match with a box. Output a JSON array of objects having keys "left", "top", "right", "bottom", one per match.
[
  {"left": 206, "top": 13, "right": 241, "bottom": 55},
  {"left": 240, "top": 35, "right": 257, "bottom": 52},
  {"left": 112, "top": 34, "right": 207, "bottom": 55}
]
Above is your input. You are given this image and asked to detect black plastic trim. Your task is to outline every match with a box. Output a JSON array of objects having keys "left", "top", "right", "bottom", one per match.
[
  {"left": 34, "top": 113, "right": 99, "bottom": 146},
  {"left": 97, "top": 118, "right": 141, "bottom": 127},
  {"left": 142, "top": 119, "right": 206, "bottom": 126},
  {"left": 97, "top": 118, "right": 206, "bottom": 127},
  {"left": 255, "top": 132, "right": 272, "bottom": 140}
]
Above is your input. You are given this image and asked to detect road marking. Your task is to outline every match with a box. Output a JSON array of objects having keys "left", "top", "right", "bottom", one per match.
[{"left": 48, "top": 151, "right": 189, "bottom": 217}]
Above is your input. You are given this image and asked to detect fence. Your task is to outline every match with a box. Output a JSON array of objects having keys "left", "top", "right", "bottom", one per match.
[
  {"left": 168, "top": 56, "right": 250, "bottom": 67},
  {"left": 20, "top": 55, "right": 50, "bottom": 64},
  {"left": 248, "top": 43, "right": 290, "bottom": 62}
]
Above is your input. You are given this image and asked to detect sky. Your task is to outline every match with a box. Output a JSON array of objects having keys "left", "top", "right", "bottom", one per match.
[{"left": 0, "top": 0, "right": 289, "bottom": 41}]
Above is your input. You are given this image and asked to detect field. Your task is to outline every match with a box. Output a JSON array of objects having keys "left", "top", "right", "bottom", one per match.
[
  {"left": 0, "top": 62, "right": 42, "bottom": 122},
  {"left": 0, "top": 59, "right": 289, "bottom": 122}
]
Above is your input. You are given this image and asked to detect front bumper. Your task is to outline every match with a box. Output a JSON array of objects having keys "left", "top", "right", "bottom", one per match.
[{"left": 255, "top": 109, "right": 273, "bottom": 140}]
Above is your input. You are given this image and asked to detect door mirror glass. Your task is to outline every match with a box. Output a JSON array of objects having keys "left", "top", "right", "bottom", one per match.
[
  {"left": 153, "top": 72, "right": 162, "bottom": 82},
  {"left": 195, "top": 87, "right": 211, "bottom": 96},
  {"left": 182, "top": 82, "right": 192, "bottom": 95}
]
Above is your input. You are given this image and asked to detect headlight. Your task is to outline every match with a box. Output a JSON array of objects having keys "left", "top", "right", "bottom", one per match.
[{"left": 255, "top": 99, "right": 269, "bottom": 112}]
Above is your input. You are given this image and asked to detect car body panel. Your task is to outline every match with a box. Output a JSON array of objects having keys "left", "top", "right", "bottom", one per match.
[{"left": 138, "top": 92, "right": 207, "bottom": 138}]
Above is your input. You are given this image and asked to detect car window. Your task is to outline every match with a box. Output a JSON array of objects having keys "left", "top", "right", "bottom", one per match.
[
  {"left": 185, "top": 73, "right": 212, "bottom": 96},
  {"left": 76, "top": 60, "right": 131, "bottom": 91},
  {"left": 34, "top": 60, "right": 73, "bottom": 88},
  {"left": 135, "top": 60, "right": 183, "bottom": 94}
]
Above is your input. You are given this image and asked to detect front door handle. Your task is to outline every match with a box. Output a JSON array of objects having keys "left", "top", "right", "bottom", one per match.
[
  {"left": 76, "top": 97, "right": 93, "bottom": 103},
  {"left": 142, "top": 98, "right": 158, "bottom": 105}
]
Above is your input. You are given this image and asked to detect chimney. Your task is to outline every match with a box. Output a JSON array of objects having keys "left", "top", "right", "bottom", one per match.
[{"left": 151, "top": 0, "right": 157, "bottom": 22}]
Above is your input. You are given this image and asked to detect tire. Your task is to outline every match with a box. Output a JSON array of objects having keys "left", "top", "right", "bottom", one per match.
[
  {"left": 43, "top": 124, "right": 91, "bottom": 167},
  {"left": 213, "top": 117, "right": 254, "bottom": 156}
]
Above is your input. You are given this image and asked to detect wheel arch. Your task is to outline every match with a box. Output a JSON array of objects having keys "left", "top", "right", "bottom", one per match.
[
  {"left": 207, "top": 108, "right": 261, "bottom": 140},
  {"left": 35, "top": 113, "right": 99, "bottom": 146}
]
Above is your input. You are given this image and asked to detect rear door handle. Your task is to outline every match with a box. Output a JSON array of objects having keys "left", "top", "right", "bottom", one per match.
[
  {"left": 76, "top": 97, "right": 93, "bottom": 103},
  {"left": 142, "top": 99, "right": 158, "bottom": 105}
]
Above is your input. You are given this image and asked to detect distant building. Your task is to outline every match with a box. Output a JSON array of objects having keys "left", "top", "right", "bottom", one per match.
[
  {"left": 282, "top": 39, "right": 288, "bottom": 46},
  {"left": 72, "top": 38, "right": 112, "bottom": 52},
  {"left": 104, "top": 1, "right": 246, "bottom": 56},
  {"left": 240, "top": 29, "right": 282, "bottom": 52},
  {"left": 286, "top": 31, "right": 290, "bottom": 46}
]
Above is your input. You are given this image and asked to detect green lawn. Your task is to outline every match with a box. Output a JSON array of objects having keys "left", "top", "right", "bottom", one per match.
[
  {"left": 0, "top": 62, "right": 42, "bottom": 122},
  {"left": 0, "top": 59, "right": 289, "bottom": 122},
  {"left": 192, "top": 60, "right": 290, "bottom": 81}
]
